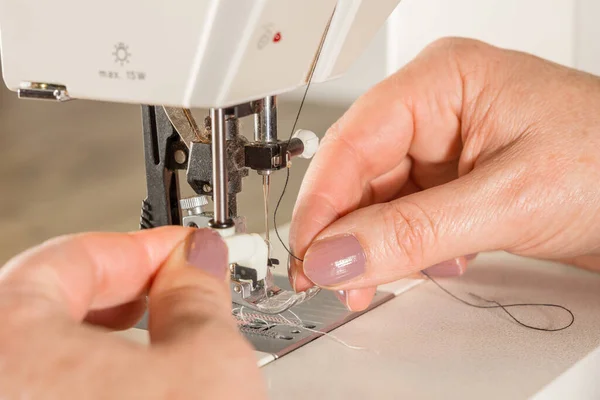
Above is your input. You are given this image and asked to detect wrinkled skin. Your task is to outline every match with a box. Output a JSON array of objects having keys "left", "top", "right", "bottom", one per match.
[{"left": 290, "top": 38, "right": 600, "bottom": 311}]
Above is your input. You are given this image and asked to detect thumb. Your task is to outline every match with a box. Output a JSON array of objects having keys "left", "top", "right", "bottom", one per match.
[
  {"left": 302, "top": 167, "right": 512, "bottom": 290},
  {"left": 147, "top": 228, "right": 265, "bottom": 399},
  {"left": 148, "top": 228, "right": 238, "bottom": 344}
]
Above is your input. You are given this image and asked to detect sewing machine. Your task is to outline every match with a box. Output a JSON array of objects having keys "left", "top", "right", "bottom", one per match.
[
  {"left": 4, "top": 1, "right": 600, "bottom": 398},
  {"left": 0, "top": 0, "right": 402, "bottom": 314}
]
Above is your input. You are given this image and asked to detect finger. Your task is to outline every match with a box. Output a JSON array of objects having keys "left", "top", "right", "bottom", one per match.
[
  {"left": 288, "top": 256, "right": 314, "bottom": 293},
  {"left": 301, "top": 164, "right": 517, "bottom": 289},
  {"left": 84, "top": 298, "right": 147, "bottom": 330},
  {"left": 291, "top": 162, "right": 419, "bottom": 293},
  {"left": 366, "top": 158, "right": 413, "bottom": 206},
  {"left": 411, "top": 158, "right": 460, "bottom": 190},
  {"left": 423, "top": 257, "right": 468, "bottom": 278},
  {"left": 422, "top": 253, "right": 479, "bottom": 278},
  {"left": 559, "top": 255, "right": 600, "bottom": 273},
  {"left": 334, "top": 287, "right": 377, "bottom": 312},
  {"left": 148, "top": 228, "right": 235, "bottom": 344},
  {"left": 289, "top": 38, "right": 476, "bottom": 289},
  {"left": 394, "top": 176, "right": 422, "bottom": 199},
  {"left": 0, "top": 227, "right": 191, "bottom": 321},
  {"left": 465, "top": 253, "right": 479, "bottom": 261}
]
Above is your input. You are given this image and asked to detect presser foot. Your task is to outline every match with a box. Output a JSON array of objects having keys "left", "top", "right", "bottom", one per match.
[{"left": 230, "top": 269, "right": 320, "bottom": 314}]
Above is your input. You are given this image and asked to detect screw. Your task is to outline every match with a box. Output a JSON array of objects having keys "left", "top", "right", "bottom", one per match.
[
  {"left": 203, "top": 184, "right": 212, "bottom": 193},
  {"left": 233, "top": 285, "right": 242, "bottom": 293},
  {"left": 174, "top": 149, "right": 187, "bottom": 164}
]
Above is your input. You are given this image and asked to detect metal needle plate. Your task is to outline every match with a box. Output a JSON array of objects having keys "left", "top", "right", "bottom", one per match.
[{"left": 234, "top": 276, "right": 393, "bottom": 357}]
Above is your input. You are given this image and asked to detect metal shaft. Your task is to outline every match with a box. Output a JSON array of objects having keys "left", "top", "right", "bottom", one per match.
[
  {"left": 210, "top": 108, "right": 229, "bottom": 226},
  {"left": 254, "top": 96, "right": 278, "bottom": 143}
]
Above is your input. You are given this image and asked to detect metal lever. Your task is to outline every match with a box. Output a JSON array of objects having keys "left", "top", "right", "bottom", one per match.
[{"left": 209, "top": 107, "right": 234, "bottom": 229}]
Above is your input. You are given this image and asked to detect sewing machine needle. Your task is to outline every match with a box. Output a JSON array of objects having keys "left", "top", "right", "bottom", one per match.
[{"left": 262, "top": 174, "right": 271, "bottom": 259}]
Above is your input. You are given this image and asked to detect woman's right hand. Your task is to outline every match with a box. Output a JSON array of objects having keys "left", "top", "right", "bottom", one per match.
[{"left": 289, "top": 38, "right": 600, "bottom": 310}]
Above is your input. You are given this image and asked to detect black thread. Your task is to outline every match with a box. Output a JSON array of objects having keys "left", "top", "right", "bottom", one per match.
[
  {"left": 273, "top": 68, "right": 315, "bottom": 263},
  {"left": 422, "top": 271, "right": 575, "bottom": 332},
  {"left": 274, "top": 167, "right": 303, "bottom": 262},
  {"left": 273, "top": 86, "right": 306, "bottom": 261},
  {"left": 274, "top": 20, "right": 333, "bottom": 263}
]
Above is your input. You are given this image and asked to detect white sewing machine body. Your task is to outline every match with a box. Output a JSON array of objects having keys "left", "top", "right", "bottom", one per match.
[{"left": 0, "top": 0, "right": 400, "bottom": 108}]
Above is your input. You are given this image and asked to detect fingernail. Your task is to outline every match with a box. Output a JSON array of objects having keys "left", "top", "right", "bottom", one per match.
[
  {"left": 185, "top": 229, "right": 228, "bottom": 279},
  {"left": 424, "top": 259, "right": 463, "bottom": 277},
  {"left": 303, "top": 234, "right": 366, "bottom": 286},
  {"left": 335, "top": 290, "right": 350, "bottom": 310}
]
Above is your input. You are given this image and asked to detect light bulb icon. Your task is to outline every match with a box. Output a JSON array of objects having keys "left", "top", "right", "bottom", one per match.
[{"left": 113, "top": 43, "right": 131, "bottom": 66}]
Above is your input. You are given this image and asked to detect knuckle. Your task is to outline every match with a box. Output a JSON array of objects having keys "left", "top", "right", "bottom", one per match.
[
  {"left": 421, "top": 37, "right": 496, "bottom": 80},
  {"left": 154, "top": 285, "right": 224, "bottom": 316},
  {"left": 383, "top": 201, "right": 439, "bottom": 269},
  {"left": 425, "top": 37, "right": 487, "bottom": 56}
]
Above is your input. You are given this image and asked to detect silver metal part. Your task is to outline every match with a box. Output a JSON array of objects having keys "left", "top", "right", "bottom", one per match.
[
  {"left": 163, "top": 107, "right": 210, "bottom": 148},
  {"left": 180, "top": 195, "right": 209, "bottom": 216},
  {"left": 183, "top": 213, "right": 246, "bottom": 231},
  {"left": 180, "top": 196, "right": 212, "bottom": 228},
  {"left": 18, "top": 82, "right": 71, "bottom": 102},
  {"left": 182, "top": 213, "right": 212, "bottom": 229},
  {"left": 234, "top": 275, "right": 394, "bottom": 357},
  {"left": 257, "top": 169, "right": 273, "bottom": 176},
  {"left": 287, "top": 137, "right": 306, "bottom": 159},
  {"left": 254, "top": 96, "right": 278, "bottom": 143},
  {"left": 174, "top": 149, "right": 187, "bottom": 164},
  {"left": 210, "top": 108, "right": 230, "bottom": 226}
]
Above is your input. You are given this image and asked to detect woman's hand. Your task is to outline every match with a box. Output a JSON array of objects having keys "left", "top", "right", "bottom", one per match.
[
  {"left": 0, "top": 227, "right": 266, "bottom": 399},
  {"left": 289, "top": 38, "right": 600, "bottom": 311}
]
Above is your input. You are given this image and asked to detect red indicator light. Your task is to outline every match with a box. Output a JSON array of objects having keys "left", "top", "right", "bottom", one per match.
[{"left": 273, "top": 32, "right": 282, "bottom": 43}]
